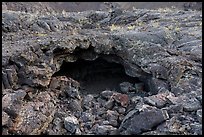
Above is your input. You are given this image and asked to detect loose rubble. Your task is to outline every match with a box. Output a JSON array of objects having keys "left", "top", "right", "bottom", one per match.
[{"left": 2, "top": 4, "right": 202, "bottom": 135}]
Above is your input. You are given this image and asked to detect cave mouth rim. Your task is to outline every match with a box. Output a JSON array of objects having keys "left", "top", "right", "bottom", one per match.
[{"left": 52, "top": 54, "right": 152, "bottom": 96}]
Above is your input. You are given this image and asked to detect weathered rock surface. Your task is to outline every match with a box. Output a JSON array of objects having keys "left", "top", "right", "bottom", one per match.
[
  {"left": 2, "top": 111, "right": 10, "bottom": 126},
  {"left": 93, "top": 124, "right": 118, "bottom": 135},
  {"left": 196, "top": 109, "right": 202, "bottom": 124},
  {"left": 2, "top": 5, "right": 202, "bottom": 135},
  {"left": 119, "top": 82, "right": 135, "bottom": 93},
  {"left": 119, "top": 106, "right": 169, "bottom": 134},
  {"left": 64, "top": 115, "right": 79, "bottom": 134}
]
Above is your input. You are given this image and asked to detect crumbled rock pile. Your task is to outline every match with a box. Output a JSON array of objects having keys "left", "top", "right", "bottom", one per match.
[{"left": 2, "top": 6, "right": 202, "bottom": 135}]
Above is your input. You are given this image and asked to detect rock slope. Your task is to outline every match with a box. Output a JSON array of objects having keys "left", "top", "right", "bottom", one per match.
[{"left": 2, "top": 7, "right": 202, "bottom": 135}]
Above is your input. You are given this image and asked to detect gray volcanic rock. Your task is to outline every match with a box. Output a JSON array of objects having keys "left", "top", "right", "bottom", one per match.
[
  {"left": 64, "top": 115, "right": 79, "bottom": 134},
  {"left": 143, "top": 90, "right": 174, "bottom": 108},
  {"left": 166, "top": 93, "right": 201, "bottom": 112},
  {"left": 2, "top": 2, "right": 202, "bottom": 14},
  {"left": 100, "top": 90, "right": 115, "bottom": 99},
  {"left": 82, "top": 94, "right": 95, "bottom": 110},
  {"left": 93, "top": 124, "right": 117, "bottom": 135},
  {"left": 119, "top": 106, "right": 169, "bottom": 134},
  {"left": 2, "top": 111, "right": 10, "bottom": 126},
  {"left": 5, "top": 91, "right": 57, "bottom": 135},
  {"left": 157, "top": 116, "right": 186, "bottom": 134},
  {"left": 2, "top": 5, "right": 202, "bottom": 135},
  {"left": 196, "top": 109, "right": 202, "bottom": 123},
  {"left": 2, "top": 89, "right": 26, "bottom": 118},
  {"left": 119, "top": 82, "right": 135, "bottom": 93},
  {"left": 189, "top": 122, "right": 202, "bottom": 135}
]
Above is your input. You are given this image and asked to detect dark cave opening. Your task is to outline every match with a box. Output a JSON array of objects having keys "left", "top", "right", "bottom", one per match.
[{"left": 52, "top": 57, "right": 144, "bottom": 95}]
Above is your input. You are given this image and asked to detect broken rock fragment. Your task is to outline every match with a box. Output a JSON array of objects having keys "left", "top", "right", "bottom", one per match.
[
  {"left": 93, "top": 124, "right": 117, "bottom": 135},
  {"left": 64, "top": 115, "right": 79, "bottom": 134},
  {"left": 157, "top": 116, "right": 186, "bottom": 134},
  {"left": 104, "top": 98, "right": 115, "bottom": 109},
  {"left": 119, "top": 106, "right": 169, "bottom": 135},
  {"left": 196, "top": 109, "right": 202, "bottom": 124},
  {"left": 189, "top": 122, "right": 202, "bottom": 135},
  {"left": 100, "top": 90, "right": 115, "bottom": 99},
  {"left": 166, "top": 94, "right": 201, "bottom": 112},
  {"left": 2, "top": 111, "right": 10, "bottom": 126},
  {"left": 143, "top": 91, "right": 172, "bottom": 108},
  {"left": 119, "top": 82, "right": 135, "bottom": 93},
  {"left": 2, "top": 4, "right": 202, "bottom": 135},
  {"left": 2, "top": 89, "right": 26, "bottom": 117},
  {"left": 112, "top": 93, "right": 129, "bottom": 107}
]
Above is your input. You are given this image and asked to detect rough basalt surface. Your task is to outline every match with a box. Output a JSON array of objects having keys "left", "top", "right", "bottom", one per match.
[{"left": 2, "top": 7, "right": 202, "bottom": 135}]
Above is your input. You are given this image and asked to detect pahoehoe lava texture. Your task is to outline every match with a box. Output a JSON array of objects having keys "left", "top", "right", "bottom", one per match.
[{"left": 2, "top": 5, "right": 202, "bottom": 135}]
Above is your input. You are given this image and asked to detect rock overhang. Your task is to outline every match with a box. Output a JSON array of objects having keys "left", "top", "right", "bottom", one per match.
[
  {"left": 2, "top": 7, "right": 202, "bottom": 135},
  {"left": 2, "top": 23, "right": 200, "bottom": 94}
]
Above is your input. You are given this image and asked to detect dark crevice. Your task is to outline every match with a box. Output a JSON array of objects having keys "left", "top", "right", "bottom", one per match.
[
  {"left": 53, "top": 47, "right": 64, "bottom": 54},
  {"left": 52, "top": 56, "right": 143, "bottom": 95},
  {"left": 41, "top": 48, "right": 49, "bottom": 54},
  {"left": 72, "top": 46, "right": 97, "bottom": 59}
]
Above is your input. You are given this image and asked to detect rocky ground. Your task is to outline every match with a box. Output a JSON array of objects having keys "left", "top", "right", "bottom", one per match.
[
  {"left": 2, "top": 2, "right": 202, "bottom": 13},
  {"left": 2, "top": 3, "right": 202, "bottom": 135}
]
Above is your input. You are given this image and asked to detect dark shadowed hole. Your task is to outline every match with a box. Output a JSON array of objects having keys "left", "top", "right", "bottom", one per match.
[{"left": 53, "top": 57, "right": 145, "bottom": 95}]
